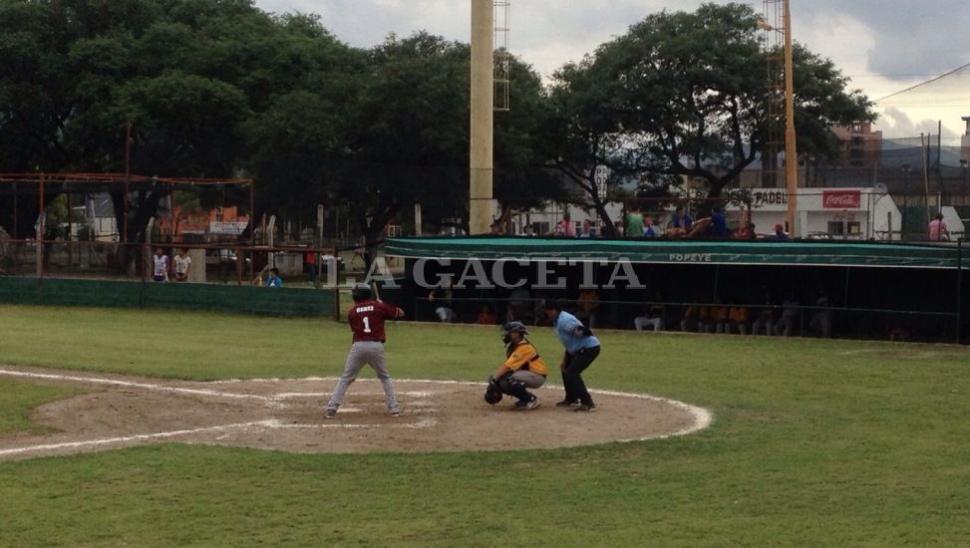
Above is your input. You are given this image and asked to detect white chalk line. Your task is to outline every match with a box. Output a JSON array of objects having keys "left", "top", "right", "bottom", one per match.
[
  {"left": 0, "top": 369, "right": 271, "bottom": 402},
  {"left": 0, "top": 421, "right": 274, "bottom": 457},
  {"left": 0, "top": 418, "right": 438, "bottom": 457}
]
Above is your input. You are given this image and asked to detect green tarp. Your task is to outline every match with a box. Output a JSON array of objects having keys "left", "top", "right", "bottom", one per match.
[
  {"left": 386, "top": 238, "right": 967, "bottom": 269},
  {"left": 0, "top": 277, "right": 338, "bottom": 317}
]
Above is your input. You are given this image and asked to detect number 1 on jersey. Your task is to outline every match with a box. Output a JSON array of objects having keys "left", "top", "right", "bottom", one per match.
[{"left": 362, "top": 316, "right": 372, "bottom": 333}]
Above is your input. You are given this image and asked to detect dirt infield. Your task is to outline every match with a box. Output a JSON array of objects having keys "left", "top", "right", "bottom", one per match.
[{"left": 0, "top": 367, "right": 711, "bottom": 461}]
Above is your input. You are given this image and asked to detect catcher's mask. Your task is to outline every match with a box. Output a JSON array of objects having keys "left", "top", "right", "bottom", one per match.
[{"left": 502, "top": 321, "right": 528, "bottom": 344}]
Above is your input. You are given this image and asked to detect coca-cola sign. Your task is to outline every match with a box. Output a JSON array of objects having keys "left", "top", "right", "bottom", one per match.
[{"left": 823, "top": 191, "right": 861, "bottom": 209}]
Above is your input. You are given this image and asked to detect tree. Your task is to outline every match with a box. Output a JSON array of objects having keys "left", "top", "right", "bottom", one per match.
[{"left": 550, "top": 2, "right": 875, "bottom": 209}]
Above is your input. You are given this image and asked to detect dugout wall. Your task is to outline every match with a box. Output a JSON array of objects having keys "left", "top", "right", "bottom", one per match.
[{"left": 385, "top": 237, "right": 968, "bottom": 345}]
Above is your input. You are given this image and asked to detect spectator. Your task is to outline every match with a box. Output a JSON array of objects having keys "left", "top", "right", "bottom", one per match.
[
  {"left": 303, "top": 247, "right": 318, "bottom": 283},
  {"left": 752, "top": 291, "right": 775, "bottom": 335},
  {"left": 728, "top": 305, "right": 749, "bottom": 335},
  {"left": 773, "top": 224, "right": 790, "bottom": 241},
  {"left": 506, "top": 286, "right": 532, "bottom": 323},
  {"left": 152, "top": 248, "right": 169, "bottom": 283},
  {"left": 734, "top": 222, "right": 756, "bottom": 240},
  {"left": 642, "top": 217, "right": 659, "bottom": 238},
  {"left": 579, "top": 220, "right": 595, "bottom": 239},
  {"left": 428, "top": 280, "right": 455, "bottom": 323},
  {"left": 173, "top": 248, "right": 192, "bottom": 283},
  {"left": 626, "top": 208, "right": 644, "bottom": 238},
  {"left": 775, "top": 295, "right": 800, "bottom": 336},
  {"left": 709, "top": 299, "right": 729, "bottom": 333},
  {"left": 634, "top": 296, "right": 665, "bottom": 332},
  {"left": 680, "top": 303, "right": 709, "bottom": 332},
  {"left": 667, "top": 207, "right": 694, "bottom": 238},
  {"left": 556, "top": 212, "right": 576, "bottom": 237},
  {"left": 265, "top": 267, "right": 283, "bottom": 288},
  {"left": 576, "top": 288, "right": 601, "bottom": 329},
  {"left": 928, "top": 213, "right": 950, "bottom": 241},
  {"left": 476, "top": 304, "right": 498, "bottom": 325},
  {"left": 709, "top": 207, "right": 729, "bottom": 238},
  {"left": 809, "top": 290, "right": 833, "bottom": 338}
]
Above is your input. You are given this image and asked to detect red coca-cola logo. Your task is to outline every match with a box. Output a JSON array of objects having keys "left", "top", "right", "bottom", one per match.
[{"left": 823, "top": 191, "right": 861, "bottom": 209}]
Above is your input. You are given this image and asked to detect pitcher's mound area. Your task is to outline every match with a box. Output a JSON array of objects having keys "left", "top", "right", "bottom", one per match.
[{"left": 0, "top": 367, "right": 711, "bottom": 460}]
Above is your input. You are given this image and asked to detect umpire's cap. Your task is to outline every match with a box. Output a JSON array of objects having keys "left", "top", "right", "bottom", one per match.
[
  {"left": 502, "top": 321, "right": 529, "bottom": 335},
  {"left": 351, "top": 283, "right": 373, "bottom": 301}
]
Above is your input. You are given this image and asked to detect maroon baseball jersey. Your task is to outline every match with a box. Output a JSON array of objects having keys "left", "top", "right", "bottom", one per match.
[{"left": 348, "top": 300, "right": 400, "bottom": 343}]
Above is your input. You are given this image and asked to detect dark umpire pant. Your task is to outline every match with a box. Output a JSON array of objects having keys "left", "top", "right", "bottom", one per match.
[{"left": 562, "top": 346, "right": 600, "bottom": 406}]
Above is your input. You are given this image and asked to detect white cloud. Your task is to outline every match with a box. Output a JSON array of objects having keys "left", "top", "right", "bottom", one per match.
[{"left": 254, "top": 0, "right": 970, "bottom": 134}]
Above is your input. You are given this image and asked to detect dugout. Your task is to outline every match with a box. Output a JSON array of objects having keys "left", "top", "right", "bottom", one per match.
[{"left": 384, "top": 237, "right": 969, "bottom": 345}]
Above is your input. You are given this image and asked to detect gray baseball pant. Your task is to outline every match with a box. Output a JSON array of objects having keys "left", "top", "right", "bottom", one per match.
[{"left": 327, "top": 342, "right": 400, "bottom": 413}]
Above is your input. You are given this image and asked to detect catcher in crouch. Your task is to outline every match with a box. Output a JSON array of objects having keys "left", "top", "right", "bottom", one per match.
[{"left": 484, "top": 322, "right": 548, "bottom": 410}]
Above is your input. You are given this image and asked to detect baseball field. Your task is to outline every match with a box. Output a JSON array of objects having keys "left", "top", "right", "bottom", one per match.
[{"left": 1, "top": 305, "right": 968, "bottom": 546}]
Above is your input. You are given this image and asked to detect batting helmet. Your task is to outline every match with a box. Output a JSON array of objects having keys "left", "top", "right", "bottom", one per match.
[{"left": 351, "top": 283, "right": 373, "bottom": 301}]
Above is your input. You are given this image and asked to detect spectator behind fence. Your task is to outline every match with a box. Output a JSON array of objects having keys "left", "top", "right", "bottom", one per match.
[
  {"left": 576, "top": 288, "right": 601, "bottom": 329},
  {"left": 152, "top": 248, "right": 169, "bottom": 283},
  {"left": 809, "top": 290, "right": 833, "bottom": 338},
  {"left": 265, "top": 268, "right": 283, "bottom": 288},
  {"left": 734, "top": 222, "right": 757, "bottom": 240},
  {"left": 429, "top": 280, "right": 455, "bottom": 323},
  {"left": 626, "top": 208, "right": 644, "bottom": 238},
  {"left": 556, "top": 212, "right": 576, "bottom": 237},
  {"left": 928, "top": 213, "right": 950, "bottom": 241},
  {"left": 680, "top": 303, "right": 708, "bottom": 332},
  {"left": 728, "top": 305, "right": 749, "bottom": 335},
  {"left": 634, "top": 295, "right": 665, "bottom": 332},
  {"left": 303, "top": 247, "right": 318, "bottom": 283},
  {"left": 773, "top": 224, "right": 790, "bottom": 241},
  {"left": 506, "top": 287, "right": 532, "bottom": 323},
  {"left": 476, "top": 304, "right": 498, "bottom": 325},
  {"left": 579, "top": 219, "right": 595, "bottom": 239},
  {"left": 173, "top": 248, "right": 192, "bottom": 283},
  {"left": 709, "top": 298, "right": 729, "bottom": 333},
  {"left": 709, "top": 207, "right": 729, "bottom": 239},
  {"left": 775, "top": 295, "right": 799, "bottom": 336},
  {"left": 752, "top": 290, "right": 775, "bottom": 335},
  {"left": 642, "top": 217, "right": 659, "bottom": 238},
  {"left": 666, "top": 207, "right": 693, "bottom": 238}
]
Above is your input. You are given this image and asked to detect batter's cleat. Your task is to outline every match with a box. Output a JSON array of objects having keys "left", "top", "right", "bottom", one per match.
[
  {"left": 324, "top": 408, "right": 337, "bottom": 420},
  {"left": 555, "top": 399, "right": 580, "bottom": 408},
  {"left": 389, "top": 409, "right": 402, "bottom": 418},
  {"left": 573, "top": 403, "right": 596, "bottom": 413}
]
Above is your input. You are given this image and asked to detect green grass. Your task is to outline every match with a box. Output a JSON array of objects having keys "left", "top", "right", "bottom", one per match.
[
  {"left": 0, "top": 379, "right": 80, "bottom": 435},
  {"left": 0, "top": 304, "right": 969, "bottom": 546}
]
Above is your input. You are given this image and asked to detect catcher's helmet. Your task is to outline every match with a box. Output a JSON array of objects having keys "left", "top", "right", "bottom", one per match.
[
  {"left": 502, "top": 321, "right": 528, "bottom": 344},
  {"left": 351, "top": 283, "right": 373, "bottom": 301}
]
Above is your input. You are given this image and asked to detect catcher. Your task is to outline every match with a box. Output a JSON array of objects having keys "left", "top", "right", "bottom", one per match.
[{"left": 484, "top": 322, "right": 547, "bottom": 410}]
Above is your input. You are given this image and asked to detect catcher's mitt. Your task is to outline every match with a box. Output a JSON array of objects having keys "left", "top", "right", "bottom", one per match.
[{"left": 484, "top": 376, "right": 503, "bottom": 405}]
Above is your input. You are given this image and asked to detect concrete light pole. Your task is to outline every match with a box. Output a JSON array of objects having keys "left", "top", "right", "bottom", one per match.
[{"left": 469, "top": 0, "right": 495, "bottom": 235}]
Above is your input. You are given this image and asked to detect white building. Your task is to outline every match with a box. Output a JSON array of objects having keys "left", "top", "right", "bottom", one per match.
[{"left": 725, "top": 187, "right": 903, "bottom": 240}]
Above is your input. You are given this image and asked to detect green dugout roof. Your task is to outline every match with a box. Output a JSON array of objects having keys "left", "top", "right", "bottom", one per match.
[{"left": 385, "top": 237, "right": 968, "bottom": 269}]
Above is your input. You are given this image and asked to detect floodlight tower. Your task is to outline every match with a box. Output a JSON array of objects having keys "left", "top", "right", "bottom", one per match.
[
  {"left": 469, "top": 0, "right": 495, "bottom": 235},
  {"left": 763, "top": 0, "right": 799, "bottom": 234}
]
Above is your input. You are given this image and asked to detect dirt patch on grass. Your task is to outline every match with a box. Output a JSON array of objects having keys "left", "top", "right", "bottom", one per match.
[{"left": 0, "top": 366, "right": 710, "bottom": 460}]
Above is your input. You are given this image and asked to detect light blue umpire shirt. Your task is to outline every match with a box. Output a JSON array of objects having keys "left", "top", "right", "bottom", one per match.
[{"left": 553, "top": 310, "right": 601, "bottom": 355}]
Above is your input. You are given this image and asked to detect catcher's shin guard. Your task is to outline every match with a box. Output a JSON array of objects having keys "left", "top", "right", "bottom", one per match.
[{"left": 498, "top": 377, "right": 532, "bottom": 402}]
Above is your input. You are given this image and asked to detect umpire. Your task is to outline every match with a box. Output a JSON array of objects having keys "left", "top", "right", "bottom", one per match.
[{"left": 543, "top": 300, "right": 601, "bottom": 412}]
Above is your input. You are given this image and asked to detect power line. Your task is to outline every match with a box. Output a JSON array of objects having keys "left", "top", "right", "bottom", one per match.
[{"left": 875, "top": 61, "right": 970, "bottom": 103}]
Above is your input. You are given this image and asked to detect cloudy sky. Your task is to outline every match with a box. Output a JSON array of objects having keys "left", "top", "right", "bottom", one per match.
[{"left": 255, "top": 0, "right": 970, "bottom": 140}]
